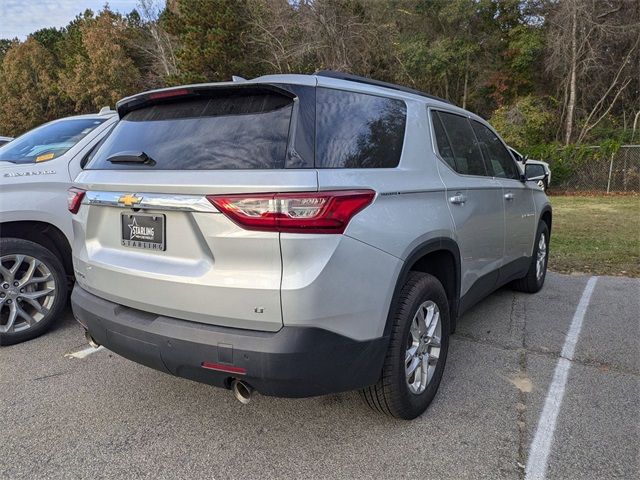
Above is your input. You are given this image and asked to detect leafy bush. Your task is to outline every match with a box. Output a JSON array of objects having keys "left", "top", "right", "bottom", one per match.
[
  {"left": 526, "top": 142, "right": 623, "bottom": 188},
  {"left": 490, "top": 95, "right": 556, "bottom": 148}
]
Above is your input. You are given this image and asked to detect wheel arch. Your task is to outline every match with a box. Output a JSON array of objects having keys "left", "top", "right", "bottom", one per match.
[
  {"left": 0, "top": 221, "right": 73, "bottom": 279},
  {"left": 384, "top": 238, "right": 461, "bottom": 336},
  {"left": 540, "top": 206, "right": 552, "bottom": 234}
]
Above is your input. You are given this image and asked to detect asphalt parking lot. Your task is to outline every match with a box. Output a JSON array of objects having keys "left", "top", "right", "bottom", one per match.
[{"left": 1, "top": 272, "right": 638, "bottom": 479}]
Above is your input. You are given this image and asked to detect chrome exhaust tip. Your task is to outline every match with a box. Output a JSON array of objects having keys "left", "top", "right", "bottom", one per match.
[
  {"left": 85, "top": 330, "right": 100, "bottom": 349},
  {"left": 231, "top": 379, "right": 253, "bottom": 404}
]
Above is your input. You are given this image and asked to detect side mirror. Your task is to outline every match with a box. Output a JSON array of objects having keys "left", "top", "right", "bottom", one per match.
[{"left": 525, "top": 163, "right": 547, "bottom": 182}]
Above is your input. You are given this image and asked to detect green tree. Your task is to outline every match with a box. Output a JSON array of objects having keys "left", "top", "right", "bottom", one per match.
[
  {"left": 0, "top": 38, "right": 18, "bottom": 63},
  {"left": 30, "top": 27, "right": 65, "bottom": 54},
  {"left": 490, "top": 95, "right": 556, "bottom": 148},
  {"left": 246, "top": 0, "right": 397, "bottom": 79},
  {"left": 395, "top": 0, "right": 491, "bottom": 109},
  {"left": 394, "top": 0, "right": 548, "bottom": 115},
  {"left": 0, "top": 0, "right": 636, "bottom": 147},
  {"left": 0, "top": 39, "right": 65, "bottom": 135},
  {"left": 61, "top": 9, "right": 142, "bottom": 111},
  {"left": 164, "top": 0, "right": 257, "bottom": 83}
]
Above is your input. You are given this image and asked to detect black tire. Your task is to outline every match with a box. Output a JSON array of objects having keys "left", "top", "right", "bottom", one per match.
[
  {"left": 0, "top": 238, "right": 68, "bottom": 346},
  {"left": 512, "top": 221, "right": 549, "bottom": 293},
  {"left": 361, "top": 272, "right": 450, "bottom": 420}
]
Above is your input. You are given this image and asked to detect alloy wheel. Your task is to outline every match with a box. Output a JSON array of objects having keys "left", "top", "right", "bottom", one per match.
[
  {"left": 405, "top": 300, "right": 441, "bottom": 394},
  {"left": 0, "top": 254, "right": 56, "bottom": 333},
  {"left": 536, "top": 233, "right": 547, "bottom": 281}
]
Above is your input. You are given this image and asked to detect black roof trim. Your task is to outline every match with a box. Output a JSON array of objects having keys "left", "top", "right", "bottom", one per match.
[{"left": 315, "top": 70, "right": 453, "bottom": 105}]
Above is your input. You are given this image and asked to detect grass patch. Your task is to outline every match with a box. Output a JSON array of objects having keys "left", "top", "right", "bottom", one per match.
[{"left": 549, "top": 195, "right": 640, "bottom": 277}]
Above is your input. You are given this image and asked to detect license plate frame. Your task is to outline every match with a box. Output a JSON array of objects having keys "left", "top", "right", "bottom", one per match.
[{"left": 121, "top": 213, "right": 166, "bottom": 251}]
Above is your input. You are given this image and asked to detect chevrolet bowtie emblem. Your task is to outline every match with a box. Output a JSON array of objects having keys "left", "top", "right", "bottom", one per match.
[{"left": 118, "top": 194, "right": 142, "bottom": 207}]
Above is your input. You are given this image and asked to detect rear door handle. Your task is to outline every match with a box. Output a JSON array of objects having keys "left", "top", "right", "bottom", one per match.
[
  {"left": 504, "top": 192, "right": 515, "bottom": 201},
  {"left": 449, "top": 193, "right": 467, "bottom": 205}
]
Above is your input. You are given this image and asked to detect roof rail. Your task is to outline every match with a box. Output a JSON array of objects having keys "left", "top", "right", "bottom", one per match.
[{"left": 314, "top": 70, "right": 453, "bottom": 105}]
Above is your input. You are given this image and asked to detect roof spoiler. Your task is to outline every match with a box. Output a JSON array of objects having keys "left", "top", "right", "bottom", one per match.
[{"left": 115, "top": 84, "right": 295, "bottom": 117}]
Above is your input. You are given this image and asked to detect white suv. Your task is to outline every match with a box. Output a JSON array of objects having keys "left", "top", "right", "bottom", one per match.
[
  {"left": 0, "top": 110, "right": 117, "bottom": 345},
  {"left": 508, "top": 146, "right": 551, "bottom": 191},
  {"left": 70, "top": 72, "right": 551, "bottom": 419}
]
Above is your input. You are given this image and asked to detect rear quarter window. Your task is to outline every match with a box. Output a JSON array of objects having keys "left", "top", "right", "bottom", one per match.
[{"left": 316, "top": 88, "right": 407, "bottom": 168}]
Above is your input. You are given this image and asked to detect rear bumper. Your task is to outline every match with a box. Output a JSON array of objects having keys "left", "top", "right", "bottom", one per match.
[{"left": 71, "top": 286, "right": 388, "bottom": 398}]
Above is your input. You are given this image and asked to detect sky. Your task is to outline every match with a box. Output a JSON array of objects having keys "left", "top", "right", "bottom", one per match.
[{"left": 0, "top": 0, "right": 140, "bottom": 40}]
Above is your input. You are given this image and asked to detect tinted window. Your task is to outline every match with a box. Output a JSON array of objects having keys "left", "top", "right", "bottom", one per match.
[
  {"left": 526, "top": 163, "right": 546, "bottom": 179},
  {"left": 430, "top": 112, "right": 456, "bottom": 170},
  {"left": 316, "top": 88, "right": 406, "bottom": 168},
  {"left": 282, "top": 84, "right": 315, "bottom": 168},
  {"left": 435, "top": 112, "right": 487, "bottom": 176},
  {"left": 471, "top": 120, "right": 519, "bottom": 179},
  {"left": 509, "top": 147, "right": 523, "bottom": 163},
  {"left": 0, "top": 118, "right": 106, "bottom": 164},
  {"left": 88, "top": 91, "right": 293, "bottom": 170},
  {"left": 81, "top": 124, "right": 116, "bottom": 169}
]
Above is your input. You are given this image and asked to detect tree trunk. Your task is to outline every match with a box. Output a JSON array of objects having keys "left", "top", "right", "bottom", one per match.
[
  {"left": 444, "top": 72, "right": 449, "bottom": 100},
  {"left": 462, "top": 52, "right": 469, "bottom": 109},
  {"left": 564, "top": 5, "right": 577, "bottom": 145}
]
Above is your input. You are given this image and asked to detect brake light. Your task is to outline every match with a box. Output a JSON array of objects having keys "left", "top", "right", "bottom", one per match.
[
  {"left": 148, "top": 88, "right": 190, "bottom": 100},
  {"left": 207, "top": 190, "right": 375, "bottom": 234},
  {"left": 67, "top": 187, "right": 86, "bottom": 214}
]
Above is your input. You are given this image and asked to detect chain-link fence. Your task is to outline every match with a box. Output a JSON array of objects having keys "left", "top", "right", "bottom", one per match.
[{"left": 547, "top": 145, "right": 640, "bottom": 193}]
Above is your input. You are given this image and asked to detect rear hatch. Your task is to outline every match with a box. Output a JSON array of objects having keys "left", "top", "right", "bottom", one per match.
[{"left": 72, "top": 85, "right": 316, "bottom": 332}]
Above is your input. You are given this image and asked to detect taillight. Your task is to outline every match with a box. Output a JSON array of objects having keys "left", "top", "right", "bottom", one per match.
[
  {"left": 67, "top": 187, "right": 86, "bottom": 214},
  {"left": 207, "top": 190, "right": 375, "bottom": 234}
]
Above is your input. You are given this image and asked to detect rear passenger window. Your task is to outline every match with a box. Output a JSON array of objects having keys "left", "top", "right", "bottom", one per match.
[
  {"left": 471, "top": 120, "right": 519, "bottom": 180},
  {"left": 434, "top": 111, "right": 487, "bottom": 176},
  {"left": 316, "top": 88, "right": 406, "bottom": 168}
]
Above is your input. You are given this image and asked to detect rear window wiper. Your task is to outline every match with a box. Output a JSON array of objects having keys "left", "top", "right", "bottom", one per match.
[{"left": 106, "top": 151, "right": 156, "bottom": 166}]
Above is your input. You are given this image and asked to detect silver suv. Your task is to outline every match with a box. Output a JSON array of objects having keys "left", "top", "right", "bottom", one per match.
[{"left": 70, "top": 72, "right": 551, "bottom": 419}]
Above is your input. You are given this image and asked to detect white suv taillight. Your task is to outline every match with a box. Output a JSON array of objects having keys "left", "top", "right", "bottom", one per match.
[
  {"left": 207, "top": 190, "right": 375, "bottom": 234},
  {"left": 67, "top": 187, "right": 86, "bottom": 214}
]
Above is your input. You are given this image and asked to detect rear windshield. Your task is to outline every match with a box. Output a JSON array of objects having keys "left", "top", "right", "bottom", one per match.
[
  {"left": 87, "top": 91, "right": 294, "bottom": 170},
  {"left": 0, "top": 118, "right": 106, "bottom": 164}
]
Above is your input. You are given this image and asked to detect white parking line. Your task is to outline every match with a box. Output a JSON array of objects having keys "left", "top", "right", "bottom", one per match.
[
  {"left": 64, "top": 345, "right": 105, "bottom": 359},
  {"left": 525, "top": 276, "right": 598, "bottom": 480}
]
